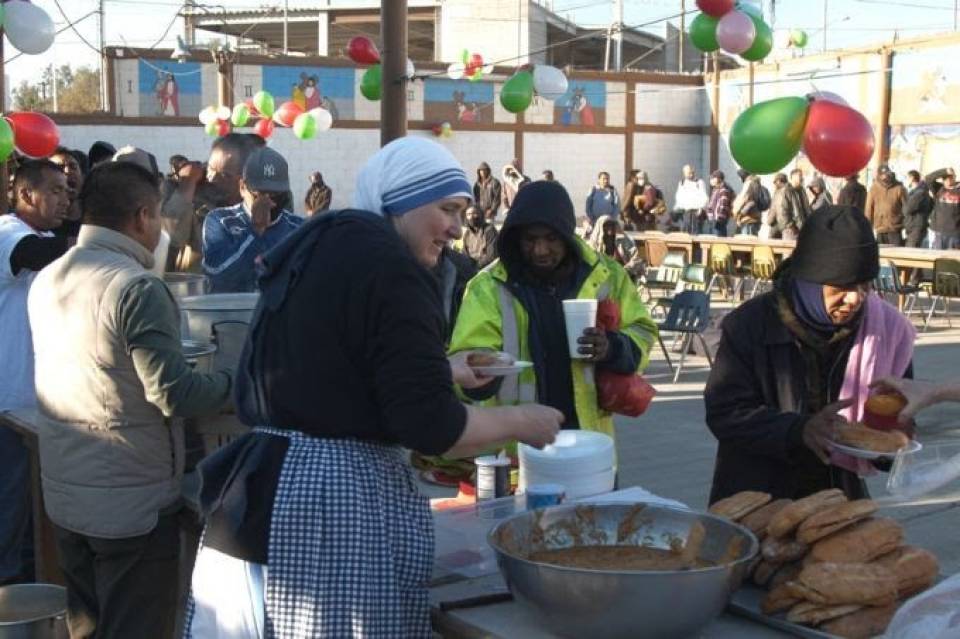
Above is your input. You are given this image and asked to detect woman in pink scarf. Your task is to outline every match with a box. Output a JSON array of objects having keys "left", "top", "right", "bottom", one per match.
[{"left": 705, "top": 206, "right": 915, "bottom": 503}]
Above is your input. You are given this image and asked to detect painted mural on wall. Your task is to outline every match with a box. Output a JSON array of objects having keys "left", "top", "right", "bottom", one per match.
[
  {"left": 890, "top": 46, "right": 960, "bottom": 126},
  {"left": 261, "top": 65, "right": 356, "bottom": 120},
  {"left": 889, "top": 124, "right": 960, "bottom": 176},
  {"left": 138, "top": 60, "right": 202, "bottom": 117},
  {"left": 555, "top": 80, "right": 606, "bottom": 127},
  {"left": 423, "top": 79, "right": 495, "bottom": 125}
]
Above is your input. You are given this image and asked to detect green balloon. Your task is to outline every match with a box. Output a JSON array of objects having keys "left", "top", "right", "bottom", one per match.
[
  {"left": 500, "top": 70, "right": 534, "bottom": 114},
  {"left": 253, "top": 91, "right": 275, "bottom": 118},
  {"left": 293, "top": 113, "right": 317, "bottom": 140},
  {"left": 791, "top": 29, "right": 808, "bottom": 48},
  {"left": 741, "top": 16, "right": 773, "bottom": 62},
  {"left": 360, "top": 64, "right": 382, "bottom": 101},
  {"left": 204, "top": 120, "right": 220, "bottom": 137},
  {"left": 0, "top": 118, "right": 13, "bottom": 163},
  {"left": 689, "top": 13, "right": 720, "bottom": 53},
  {"left": 730, "top": 96, "right": 810, "bottom": 175},
  {"left": 231, "top": 104, "right": 250, "bottom": 127}
]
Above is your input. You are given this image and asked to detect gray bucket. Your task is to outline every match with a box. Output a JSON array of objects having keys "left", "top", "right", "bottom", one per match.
[
  {"left": 0, "top": 584, "right": 68, "bottom": 639},
  {"left": 182, "top": 340, "right": 217, "bottom": 375},
  {"left": 163, "top": 273, "right": 209, "bottom": 299}
]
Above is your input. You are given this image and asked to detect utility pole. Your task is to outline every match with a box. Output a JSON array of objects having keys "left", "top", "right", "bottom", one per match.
[
  {"left": 679, "top": 0, "right": 686, "bottom": 72},
  {"left": 52, "top": 64, "right": 59, "bottom": 113},
  {"left": 98, "top": 0, "right": 107, "bottom": 112},
  {"left": 955, "top": 0, "right": 958, "bottom": 30},
  {"left": 822, "top": 0, "right": 828, "bottom": 52},
  {"left": 381, "top": 0, "right": 408, "bottom": 145},
  {"left": 283, "top": 0, "right": 289, "bottom": 55},
  {"left": 214, "top": 49, "right": 233, "bottom": 109},
  {"left": 613, "top": 0, "right": 624, "bottom": 71}
]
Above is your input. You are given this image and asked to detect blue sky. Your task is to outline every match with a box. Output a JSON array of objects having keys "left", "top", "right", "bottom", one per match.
[{"left": 7, "top": 0, "right": 957, "bottom": 90}]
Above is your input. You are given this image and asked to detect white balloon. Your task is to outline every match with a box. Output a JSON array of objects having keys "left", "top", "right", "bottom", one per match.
[
  {"left": 406, "top": 58, "right": 416, "bottom": 78},
  {"left": 216, "top": 105, "right": 231, "bottom": 121},
  {"left": 308, "top": 107, "right": 333, "bottom": 132},
  {"left": 447, "top": 62, "right": 466, "bottom": 81},
  {"left": 199, "top": 106, "right": 218, "bottom": 126},
  {"left": 5, "top": 1, "right": 56, "bottom": 55},
  {"left": 533, "top": 65, "right": 569, "bottom": 101}
]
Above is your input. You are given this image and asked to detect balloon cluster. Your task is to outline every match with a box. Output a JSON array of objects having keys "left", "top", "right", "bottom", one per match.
[
  {"left": 730, "top": 93, "right": 875, "bottom": 177},
  {"left": 0, "top": 112, "right": 61, "bottom": 162},
  {"left": 690, "top": 1, "right": 773, "bottom": 62},
  {"left": 499, "top": 65, "right": 569, "bottom": 114},
  {"left": 447, "top": 50, "right": 491, "bottom": 82},
  {"left": 199, "top": 90, "right": 333, "bottom": 140},
  {"left": 432, "top": 122, "right": 453, "bottom": 138},
  {"left": 4, "top": 1, "right": 57, "bottom": 56}
]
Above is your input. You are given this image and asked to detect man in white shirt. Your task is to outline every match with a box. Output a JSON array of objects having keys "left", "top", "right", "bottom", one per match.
[
  {"left": 0, "top": 159, "right": 70, "bottom": 584},
  {"left": 674, "top": 164, "right": 709, "bottom": 234}
]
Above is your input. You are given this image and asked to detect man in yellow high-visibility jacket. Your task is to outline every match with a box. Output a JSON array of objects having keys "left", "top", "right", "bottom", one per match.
[{"left": 449, "top": 181, "right": 657, "bottom": 440}]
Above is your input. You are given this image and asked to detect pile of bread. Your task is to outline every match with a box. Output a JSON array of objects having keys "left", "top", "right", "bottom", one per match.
[{"left": 711, "top": 489, "right": 939, "bottom": 639}]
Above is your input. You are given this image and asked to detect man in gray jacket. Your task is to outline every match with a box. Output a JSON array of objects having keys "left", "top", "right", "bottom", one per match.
[{"left": 28, "top": 161, "right": 232, "bottom": 638}]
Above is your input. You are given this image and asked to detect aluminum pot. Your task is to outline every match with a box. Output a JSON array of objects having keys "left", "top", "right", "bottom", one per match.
[
  {"left": 179, "top": 293, "right": 258, "bottom": 343},
  {"left": 488, "top": 503, "right": 758, "bottom": 639},
  {"left": 182, "top": 340, "right": 217, "bottom": 375},
  {"left": 163, "top": 273, "right": 208, "bottom": 299},
  {"left": 0, "top": 584, "right": 68, "bottom": 639}
]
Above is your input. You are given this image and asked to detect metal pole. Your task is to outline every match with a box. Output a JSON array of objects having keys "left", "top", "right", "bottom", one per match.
[
  {"left": 679, "top": 0, "right": 685, "bottom": 72},
  {"left": 98, "top": 0, "right": 107, "bottom": 112},
  {"left": 283, "top": 0, "right": 289, "bottom": 54},
  {"left": 381, "top": 0, "right": 408, "bottom": 145},
  {"left": 613, "top": 0, "right": 623, "bottom": 71},
  {"left": 52, "top": 64, "right": 59, "bottom": 113},
  {"left": 0, "top": 33, "right": 7, "bottom": 215},
  {"left": 518, "top": 0, "right": 523, "bottom": 63},
  {"left": 604, "top": 24, "right": 612, "bottom": 71},
  {"left": 822, "top": 0, "right": 828, "bottom": 52},
  {"left": 955, "top": 0, "right": 958, "bottom": 30}
]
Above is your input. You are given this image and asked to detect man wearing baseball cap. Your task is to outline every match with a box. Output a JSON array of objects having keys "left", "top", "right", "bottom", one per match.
[{"left": 202, "top": 146, "right": 303, "bottom": 293}]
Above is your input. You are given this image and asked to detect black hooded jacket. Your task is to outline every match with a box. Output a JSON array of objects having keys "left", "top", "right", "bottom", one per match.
[
  {"left": 476, "top": 182, "right": 640, "bottom": 427},
  {"left": 473, "top": 162, "right": 502, "bottom": 220}
]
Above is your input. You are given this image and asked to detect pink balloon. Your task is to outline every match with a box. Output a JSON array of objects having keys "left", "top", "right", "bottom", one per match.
[
  {"left": 717, "top": 10, "right": 756, "bottom": 55},
  {"left": 807, "top": 90, "right": 849, "bottom": 107}
]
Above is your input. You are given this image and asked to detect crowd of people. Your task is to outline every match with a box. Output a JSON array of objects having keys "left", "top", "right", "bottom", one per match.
[{"left": 0, "top": 133, "right": 958, "bottom": 638}]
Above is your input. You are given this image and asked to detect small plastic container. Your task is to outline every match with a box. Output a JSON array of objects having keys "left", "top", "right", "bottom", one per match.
[{"left": 883, "top": 439, "right": 960, "bottom": 506}]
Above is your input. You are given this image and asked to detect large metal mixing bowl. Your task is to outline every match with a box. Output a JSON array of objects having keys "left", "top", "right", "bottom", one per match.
[{"left": 488, "top": 503, "right": 758, "bottom": 639}]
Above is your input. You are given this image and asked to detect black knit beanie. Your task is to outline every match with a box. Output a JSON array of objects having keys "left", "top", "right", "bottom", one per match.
[{"left": 790, "top": 205, "right": 879, "bottom": 287}]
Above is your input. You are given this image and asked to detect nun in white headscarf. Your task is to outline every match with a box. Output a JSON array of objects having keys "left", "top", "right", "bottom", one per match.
[{"left": 184, "top": 137, "right": 560, "bottom": 639}]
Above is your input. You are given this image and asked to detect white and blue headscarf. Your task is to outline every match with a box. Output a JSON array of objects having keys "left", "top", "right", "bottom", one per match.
[{"left": 353, "top": 137, "right": 472, "bottom": 216}]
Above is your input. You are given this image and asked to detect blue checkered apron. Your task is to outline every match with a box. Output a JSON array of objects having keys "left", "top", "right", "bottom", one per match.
[{"left": 185, "top": 427, "right": 434, "bottom": 638}]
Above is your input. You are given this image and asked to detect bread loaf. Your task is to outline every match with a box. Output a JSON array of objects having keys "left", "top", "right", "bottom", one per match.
[
  {"left": 810, "top": 518, "right": 903, "bottom": 564},
  {"left": 767, "top": 489, "right": 846, "bottom": 539}
]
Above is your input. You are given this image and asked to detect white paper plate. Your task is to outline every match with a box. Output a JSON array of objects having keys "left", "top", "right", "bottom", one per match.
[
  {"left": 828, "top": 438, "right": 922, "bottom": 460},
  {"left": 471, "top": 361, "right": 533, "bottom": 376}
]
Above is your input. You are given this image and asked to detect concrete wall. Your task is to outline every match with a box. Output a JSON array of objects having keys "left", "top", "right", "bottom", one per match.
[
  {"left": 634, "top": 132, "right": 707, "bottom": 212},
  {"left": 523, "top": 132, "right": 625, "bottom": 217}
]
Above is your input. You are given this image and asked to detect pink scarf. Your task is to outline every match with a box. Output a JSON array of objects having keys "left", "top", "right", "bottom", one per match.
[
  {"left": 831, "top": 292, "right": 916, "bottom": 475},
  {"left": 839, "top": 292, "right": 916, "bottom": 421}
]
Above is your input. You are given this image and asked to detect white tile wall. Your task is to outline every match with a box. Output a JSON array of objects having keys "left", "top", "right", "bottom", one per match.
[
  {"left": 523, "top": 132, "right": 625, "bottom": 217},
  {"left": 635, "top": 83, "right": 708, "bottom": 127},
  {"left": 115, "top": 59, "right": 139, "bottom": 117},
  {"left": 605, "top": 82, "right": 626, "bottom": 127},
  {"left": 633, "top": 132, "right": 706, "bottom": 211}
]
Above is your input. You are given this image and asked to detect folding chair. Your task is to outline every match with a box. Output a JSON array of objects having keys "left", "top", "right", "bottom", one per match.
[
  {"left": 707, "top": 243, "right": 750, "bottom": 302},
  {"left": 748, "top": 245, "right": 777, "bottom": 299},
  {"left": 874, "top": 259, "right": 924, "bottom": 317},
  {"left": 924, "top": 258, "right": 960, "bottom": 332},
  {"left": 656, "top": 290, "right": 713, "bottom": 383}
]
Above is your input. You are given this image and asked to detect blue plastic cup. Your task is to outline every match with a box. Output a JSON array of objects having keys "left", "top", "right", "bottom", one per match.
[{"left": 525, "top": 483, "right": 566, "bottom": 510}]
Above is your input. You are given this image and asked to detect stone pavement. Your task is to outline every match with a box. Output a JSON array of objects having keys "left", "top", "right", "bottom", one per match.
[{"left": 616, "top": 298, "right": 960, "bottom": 575}]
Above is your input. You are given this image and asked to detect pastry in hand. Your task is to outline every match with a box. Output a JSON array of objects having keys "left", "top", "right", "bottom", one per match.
[
  {"left": 466, "top": 351, "right": 512, "bottom": 368},
  {"left": 834, "top": 422, "right": 910, "bottom": 453}
]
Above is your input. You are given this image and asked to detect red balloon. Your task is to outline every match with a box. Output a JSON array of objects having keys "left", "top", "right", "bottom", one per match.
[
  {"left": 7, "top": 111, "right": 60, "bottom": 158},
  {"left": 802, "top": 100, "right": 875, "bottom": 178},
  {"left": 216, "top": 120, "right": 231, "bottom": 137},
  {"left": 696, "top": 0, "right": 735, "bottom": 17},
  {"left": 347, "top": 36, "right": 380, "bottom": 65},
  {"left": 245, "top": 98, "right": 260, "bottom": 117},
  {"left": 254, "top": 118, "right": 275, "bottom": 139},
  {"left": 272, "top": 101, "right": 304, "bottom": 128},
  {"left": 466, "top": 53, "right": 484, "bottom": 75}
]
